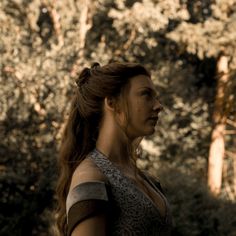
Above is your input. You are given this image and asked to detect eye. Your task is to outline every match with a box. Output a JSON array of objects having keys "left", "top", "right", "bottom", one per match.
[{"left": 141, "top": 90, "right": 152, "bottom": 97}]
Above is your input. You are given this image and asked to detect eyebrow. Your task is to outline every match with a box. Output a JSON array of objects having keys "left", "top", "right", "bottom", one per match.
[
  {"left": 138, "top": 87, "right": 157, "bottom": 94},
  {"left": 138, "top": 87, "right": 160, "bottom": 99}
]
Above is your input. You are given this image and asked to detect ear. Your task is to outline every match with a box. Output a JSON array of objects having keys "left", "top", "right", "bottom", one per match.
[
  {"left": 105, "top": 97, "right": 122, "bottom": 113},
  {"left": 104, "top": 97, "right": 117, "bottom": 112}
]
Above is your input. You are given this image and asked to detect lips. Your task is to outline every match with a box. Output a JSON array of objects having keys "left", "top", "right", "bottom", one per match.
[
  {"left": 149, "top": 114, "right": 159, "bottom": 119},
  {"left": 148, "top": 116, "right": 159, "bottom": 122}
]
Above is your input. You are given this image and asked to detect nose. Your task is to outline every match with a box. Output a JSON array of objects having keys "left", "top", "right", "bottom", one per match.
[{"left": 153, "top": 99, "right": 163, "bottom": 112}]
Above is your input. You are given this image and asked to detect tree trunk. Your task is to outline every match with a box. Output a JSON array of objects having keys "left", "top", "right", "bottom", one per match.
[
  {"left": 78, "top": 0, "right": 92, "bottom": 55},
  {"left": 207, "top": 55, "right": 229, "bottom": 195},
  {"left": 70, "top": 0, "right": 93, "bottom": 78},
  {"left": 233, "top": 137, "right": 236, "bottom": 196}
]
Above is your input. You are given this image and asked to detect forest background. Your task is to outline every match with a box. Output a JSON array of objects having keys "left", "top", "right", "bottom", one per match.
[{"left": 0, "top": 0, "right": 236, "bottom": 235}]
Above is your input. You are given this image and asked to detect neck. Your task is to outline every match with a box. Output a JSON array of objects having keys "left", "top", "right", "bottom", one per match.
[{"left": 96, "top": 117, "right": 133, "bottom": 168}]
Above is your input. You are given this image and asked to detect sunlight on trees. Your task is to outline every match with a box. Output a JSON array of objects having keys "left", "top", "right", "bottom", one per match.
[{"left": 0, "top": 0, "right": 235, "bottom": 235}]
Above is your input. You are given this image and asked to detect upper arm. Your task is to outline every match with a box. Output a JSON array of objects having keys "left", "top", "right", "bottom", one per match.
[
  {"left": 71, "top": 213, "right": 107, "bottom": 236},
  {"left": 67, "top": 157, "right": 109, "bottom": 236}
]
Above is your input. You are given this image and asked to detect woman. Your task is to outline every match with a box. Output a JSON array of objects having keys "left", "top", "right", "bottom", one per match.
[{"left": 56, "top": 62, "right": 172, "bottom": 236}]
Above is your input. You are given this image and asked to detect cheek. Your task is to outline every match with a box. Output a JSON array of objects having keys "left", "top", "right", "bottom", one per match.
[
  {"left": 131, "top": 102, "right": 147, "bottom": 121},
  {"left": 128, "top": 98, "right": 149, "bottom": 123},
  {"left": 137, "top": 98, "right": 149, "bottom": 111}
]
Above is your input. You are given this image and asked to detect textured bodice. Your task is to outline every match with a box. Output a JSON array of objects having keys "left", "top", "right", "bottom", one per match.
[{"left": 88, "top": 149, "right": 172, "bottom": 236}]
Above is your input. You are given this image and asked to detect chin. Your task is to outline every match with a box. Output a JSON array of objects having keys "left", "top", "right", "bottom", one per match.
[
  {"left": 148, "top": 129, "right": 156, "bottom": 136},
  {"left": 142, "top": 127, "right": 156, "bottom": 136},
  {"left": 128, "top": 125, "right": 156, "bottom": 139}
]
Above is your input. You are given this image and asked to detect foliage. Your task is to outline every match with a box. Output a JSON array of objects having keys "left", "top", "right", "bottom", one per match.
[
  {"left": 167, "top": 0, "right": 236, "bottom": 67},
  {"left": 0, "top": 0, "right": 235, "bottom": 235}
]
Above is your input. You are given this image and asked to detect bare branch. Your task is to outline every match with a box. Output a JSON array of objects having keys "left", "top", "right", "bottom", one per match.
[{"left": 227, "top": 119, "right": 236, "bottom": 128}]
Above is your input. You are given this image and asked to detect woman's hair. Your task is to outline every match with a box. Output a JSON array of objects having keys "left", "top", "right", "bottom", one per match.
[{"left": 55, "top": 62, "right": 150, "bottom": 235}]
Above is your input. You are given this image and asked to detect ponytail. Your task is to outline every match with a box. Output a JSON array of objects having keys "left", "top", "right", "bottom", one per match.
[{"left": 56, "top": 93, "right": 100, "bottom": 235}]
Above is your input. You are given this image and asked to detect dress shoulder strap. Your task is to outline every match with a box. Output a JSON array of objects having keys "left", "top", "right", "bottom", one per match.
[{"left": 88, "top": 149, "right": 122, "bottom": 181}]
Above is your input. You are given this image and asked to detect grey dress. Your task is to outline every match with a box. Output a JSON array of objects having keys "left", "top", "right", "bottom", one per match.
[{"left": 66, "top": 149, "right": 172, "bottom": 236}]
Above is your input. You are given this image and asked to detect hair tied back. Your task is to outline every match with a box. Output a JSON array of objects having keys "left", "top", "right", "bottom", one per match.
[
  {"left": 91, "top": 62, "right": 100, "bottom": 69},
  {"left": 75, "top": 62, "right": 100, "bottom": 88},
  {"left": 75, "top": 67, "right": 90, "bottom": 88}
]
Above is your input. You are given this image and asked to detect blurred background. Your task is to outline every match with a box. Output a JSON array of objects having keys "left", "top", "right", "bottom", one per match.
[{"left": 0, "top": 0, "right": 236, "bottom": 235}]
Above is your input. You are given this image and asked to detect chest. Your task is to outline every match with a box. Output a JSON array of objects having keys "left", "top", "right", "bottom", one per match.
[
  {"left": 88, "top": 151, "right": 172, "bottom": 235},
  {"left": 107, "top": 169, "right": 166, "bottom": 221},
  {"left": 106, "top": 171, "right": 169, "bottom": 236},
  {"left": 126, "top": 173, "right": 167, "bottom": 218}
]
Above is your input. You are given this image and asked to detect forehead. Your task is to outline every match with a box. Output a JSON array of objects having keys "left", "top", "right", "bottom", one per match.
[{"left": 128, "top": 74, "right": 154, "bottom": 90}]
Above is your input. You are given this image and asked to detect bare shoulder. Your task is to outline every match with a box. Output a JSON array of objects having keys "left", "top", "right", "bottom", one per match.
[{"left": 69, "top": 157, "right": 107, "bottom": 191}]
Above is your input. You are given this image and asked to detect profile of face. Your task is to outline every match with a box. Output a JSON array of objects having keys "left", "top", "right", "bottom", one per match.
[{"left": 117, "top": 74, "right": 163, "bottom": 140}]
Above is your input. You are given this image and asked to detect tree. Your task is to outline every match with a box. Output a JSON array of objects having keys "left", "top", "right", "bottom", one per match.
[
  {"left": 1, "top": 0, "right": 236, "bottom": 235},
  {"left": 167, "top": 0, "right": 236, "bottom": 195}
]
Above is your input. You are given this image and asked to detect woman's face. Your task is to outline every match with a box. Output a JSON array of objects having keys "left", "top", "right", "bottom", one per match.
[{"left": 120, "top": 74, "right": 163, "bottom": 140}]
